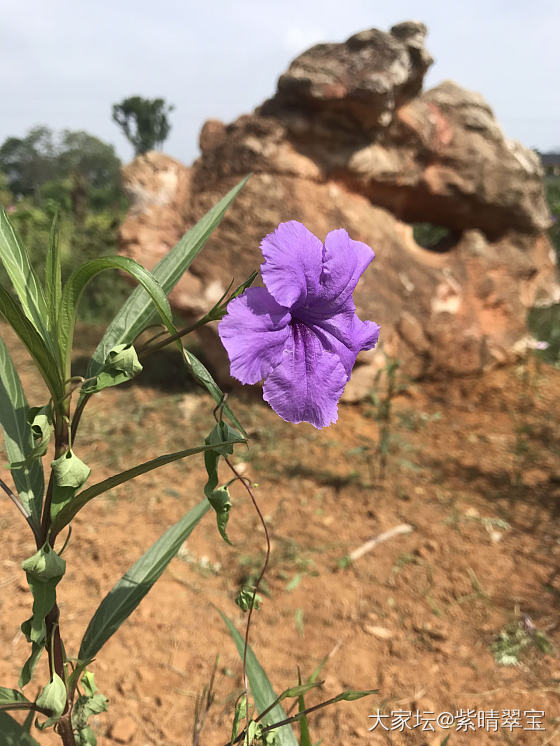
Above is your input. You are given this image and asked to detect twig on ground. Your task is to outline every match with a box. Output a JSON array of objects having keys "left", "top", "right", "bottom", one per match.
[{"left": 348, "top": 523, "right": 414, "bottom": 562}]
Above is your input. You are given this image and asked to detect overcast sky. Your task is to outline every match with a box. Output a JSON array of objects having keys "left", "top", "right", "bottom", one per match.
[{"left": 2, "top": 0, "right": 559, "bottom": 164}]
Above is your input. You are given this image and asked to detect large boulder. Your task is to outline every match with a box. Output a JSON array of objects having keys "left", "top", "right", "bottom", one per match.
[{"left": 118, "top": 22, "right": 559, "bottom": 399}]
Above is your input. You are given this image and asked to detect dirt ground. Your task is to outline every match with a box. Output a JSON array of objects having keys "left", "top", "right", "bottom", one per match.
[{"left": 0, "top": 323, "right": 559, "bottom": 746}]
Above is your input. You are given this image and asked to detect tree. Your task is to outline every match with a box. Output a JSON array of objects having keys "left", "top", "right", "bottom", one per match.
[
  {"left": 0, "top": 127, "right": 122, "bottom": 215},
  {"left": 57, "top": 131, "right": 122, "bottom": 220},
  {"left": 112, "top": 96, "right": 174, "bottom": 155},
  {"left": 0, "top": 126, "right": 57, "bottom": 197}
]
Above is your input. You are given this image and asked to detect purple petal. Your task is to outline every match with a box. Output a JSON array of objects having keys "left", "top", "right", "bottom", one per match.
[
  {"left": 218, "top": 287, "right": 291, "bottom": 385},
  {"left": 302, "top": 303, "right": 380, "bottom": 377},
  {"left": 262, "top": 322, "right": 347, "bottom": 428},
  {"left": 260, "top": 221, "right": 323, "bottom": 308},
  {"left": 316, "top": 229, "right": 374, "bottom": 307}
]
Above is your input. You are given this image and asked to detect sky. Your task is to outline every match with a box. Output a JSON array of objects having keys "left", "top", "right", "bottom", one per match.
[{"left": 1, "top": 0, "right": 559, "bottom": 164}]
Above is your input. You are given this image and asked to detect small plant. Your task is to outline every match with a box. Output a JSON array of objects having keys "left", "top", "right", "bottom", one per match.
[
  {"left": 368, "top": 354, "right": 406, "bottom": 480},
  {"left": 492, "top": 617, "right": 553, "bottom": 666}
]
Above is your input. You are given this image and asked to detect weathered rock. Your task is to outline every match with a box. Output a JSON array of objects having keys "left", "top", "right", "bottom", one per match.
[
  {"left": 347, "top": 81, "right": 551, "bottom": 236},
  {"left": 118, "top": 22, "right": 559, "bottom": 399},
  {"left": 264, "top": 22, "right": 433, "bottom": 132}
]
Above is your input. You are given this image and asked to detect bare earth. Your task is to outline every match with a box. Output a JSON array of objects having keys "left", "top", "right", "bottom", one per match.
[{"left": 0, "top": 323, "right": 559, "bottom": 746}]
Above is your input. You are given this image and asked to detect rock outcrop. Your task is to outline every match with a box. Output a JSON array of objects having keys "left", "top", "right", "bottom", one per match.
[{"left": 119, "top": 21, "right": 559, "bottom": 399}]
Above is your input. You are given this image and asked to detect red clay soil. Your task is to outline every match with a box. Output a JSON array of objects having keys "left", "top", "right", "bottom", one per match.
[{"left": 0, "top": 323, "right": 559, "bottom": 746}]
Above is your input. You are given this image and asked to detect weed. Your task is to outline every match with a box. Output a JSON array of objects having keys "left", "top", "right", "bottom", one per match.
[{"left": 492, "top": 616, "right": 554, "bottom": 666}]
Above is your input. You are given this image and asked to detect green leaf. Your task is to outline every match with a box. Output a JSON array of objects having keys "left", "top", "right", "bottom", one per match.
[
  {"left": 331, "top": 689, "right": 378, "bottom": 703},
  {"left": 235, "top": 586, "right": 263, "bottom": 613},
  {"left": 208, "top": 485, "right": 232, "bottom": 545},
  {"left": 27, "top": 405, "right": 52, "bottom": 459},
  {"left": 81, "top": 343, "right": 142, "bottom": 394},
  {"left": 79, "top": 498, "right": 211, "bottom": 660},
  {"left": 75, "top": 726, "right": 98, "bottom": 746},
  {"left": 185, "top": 349, "right": 246, "bottom": 437},
  {"left": 58, "top": 256, "right": 175, "bottom": 377},
  {"left": 0, "top": 336, "right": 44, "bottom": 524},
  {"left": 87, "top": 176, "right": 249, "bottom": 379},
  {"left": 0, "top": 207, "right": 51, "bottom": 350},
  {"left": 50, "top": 449, "right": 91, "bottom": 521},
  {"left": 218, "top": 610, "right": 298, "bottom": 746},
  {"left": 18, "top": 640, "right": 44, "bottom": 689},
  {"left": 297, "top": 671, "right": 312, "bottom": 746},
  {"left": 35, "top": 673, "right": 66, "bottom": 729},
  {"left": 72, "top": 671, "right": 107, "bottom": 739},
  {"left": 51, "top": 439, "right": 244, "bottom": 535},
  {"left": 231, "top": 694, "right": 248, "bottom": 744},
  {"left": 51, "top": 450, "right": 91, "bottom": 488},
  {"left": 45, "top": 212, "right": 62, "bottom": 335},
  {"left": 0, "top": 687, "right": 31, "bottom": 712},
  {"left": 21, "top": 544, "right": 66, "bottom": 644},
  {"left": 0, "top": 711, "right": 41, "bottom": 746},
  {"left": 0, "top": 286, "right": 63, "bottom": 400},
  {"left": 277, "top": 682, "right": 319, "bottom": 703},
  {"left": 203, "top": 421, "right": 244, "bottom": 545}
]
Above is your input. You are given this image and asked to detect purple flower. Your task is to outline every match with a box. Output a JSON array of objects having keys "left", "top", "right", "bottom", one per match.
[{"left": 218, "top": 221, "right": 380, "bottom": 428}]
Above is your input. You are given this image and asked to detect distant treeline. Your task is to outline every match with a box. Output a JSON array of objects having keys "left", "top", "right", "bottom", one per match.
[{"left": 0, "top": 126, "right": 130, "bottom": 322}]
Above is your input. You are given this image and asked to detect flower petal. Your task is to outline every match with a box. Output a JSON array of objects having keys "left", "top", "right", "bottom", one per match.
[
  {"left": 262, "top": 322, "right": 347, "bottom": 428},
  {"left": 316, "top": 229, "right": 374, "bottom": 307},
  {"left": 218, "top": 287, "right": 291, "bottom": 385},
  {"left": 260, "top": 221, "right": 323, "bottom": 308},
  {"left": 303, "top": 303, "right": 380, "bottom": 377}
]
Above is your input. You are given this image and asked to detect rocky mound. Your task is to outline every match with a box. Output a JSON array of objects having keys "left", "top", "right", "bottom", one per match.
[{"left": 118, "top": 21, "right": 559, "bottom": 399}]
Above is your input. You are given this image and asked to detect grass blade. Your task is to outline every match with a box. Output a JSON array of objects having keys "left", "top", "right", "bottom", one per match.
[
  {"left": 0, "top": 337, "right": 44, "bottom": 525},
  {"left": 218, "top": 610, "right": 298, "bottom": 746},
  {"left": 79, "top": 498, "right": 211, "bottom": 660}
]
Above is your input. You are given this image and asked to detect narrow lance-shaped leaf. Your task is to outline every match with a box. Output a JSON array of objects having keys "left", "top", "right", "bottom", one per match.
[
  {"left": 0, "top": 687, "right": 32, "bottom": 712},
  {"left": 0, "top": 336, "right": 44, "bottom": 525},
  {"left": 0, "top": 207, "right": 53, "bottom": 353},
  {"left": 51, "top": 438, "right": 245, "bottom": 535},
  {"left": 297, "top": 671, "right": 312, "bottom": 746},
  {"left": 218, "top": 610, "right": 298, "bottom": 746},
  {"left": 79, "top": 498, "right": 211, "bottom": 660},
  {"left": 184, "top": 349, "right": 246, "bottom": 437},
  {"left": 0, "top": 287, "right": 63, "bottom": 400},
  {"left": 87, "top": 175, "right": 250, "bottom": 379},
  {"left": 58, "top": 256, "right": 176, "bottom": 377},
  {"left": 45, "top": 212, "right": 62, "bottom": 337}
]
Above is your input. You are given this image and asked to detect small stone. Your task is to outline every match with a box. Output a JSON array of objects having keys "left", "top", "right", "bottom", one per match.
[
  {"left": 364, "top": 625, "right": 393, "bottom": 639},
  {"left": 111, "top": 716, "right": 137, "bottom": 744},
  {"left": 414, "top": 621, "right": 449, "bottom": 640},
  {"left": 464, "top": 506, "right": 479, "bottom": 518}
]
